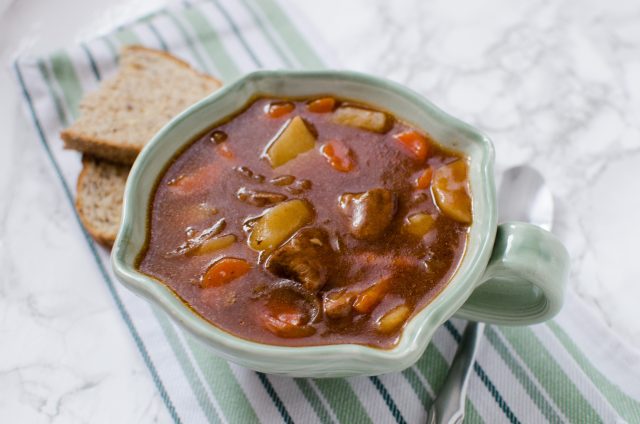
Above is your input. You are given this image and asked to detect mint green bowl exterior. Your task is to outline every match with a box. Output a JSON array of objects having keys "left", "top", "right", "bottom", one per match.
[{"left": 111, "top": 70, "right": 567, "bottom": 378}]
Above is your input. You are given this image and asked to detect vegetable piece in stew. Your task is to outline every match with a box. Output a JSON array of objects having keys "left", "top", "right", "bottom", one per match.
[{"left": 138, "top": 96, "right": 472, "bottom": 349}]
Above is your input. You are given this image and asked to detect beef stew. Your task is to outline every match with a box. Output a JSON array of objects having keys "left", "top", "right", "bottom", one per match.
[{"left": 138, "top": 96, "right": 472, "bottom": 348}]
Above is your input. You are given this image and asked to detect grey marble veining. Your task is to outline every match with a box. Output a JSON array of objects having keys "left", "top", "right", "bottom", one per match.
[
  {"left": 305, "top": 0, "right": 640, "bottom": 346},
  {"left": 0, "top": 0, "right": 639, "bottom": 422}
]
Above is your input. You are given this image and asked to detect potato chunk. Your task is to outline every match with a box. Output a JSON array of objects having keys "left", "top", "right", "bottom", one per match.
[
  {"left": 432, "top": 160, "right": 472, "bottom": 224},
  {"left": 195, "top": 234, "right": 236, "bottom": 255},
  {"left": 332, "top": 106, "right": 390, "bottom": 133},
  {"left": 404, "top": 213, "right": 435, "bottom": 237},
  {"left": 248, "top": 199, "right": 314, "bottom": 251},
  {"left": 265, "top": 116, "right": 316, "bottom": 168},
  {"left": 376, "top": 305, "right": 411, "bottom": 334}
]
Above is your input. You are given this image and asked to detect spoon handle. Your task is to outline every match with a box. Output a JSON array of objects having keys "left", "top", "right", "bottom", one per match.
[{"left": 427, "top": 322, "right": 485, "bottom": 424}]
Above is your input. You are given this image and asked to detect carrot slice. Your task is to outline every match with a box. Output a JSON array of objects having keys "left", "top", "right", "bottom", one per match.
[
  {"left": 394, "top": 130, "right": 430, "bottom": 162},
  {"left": 307, "top": 97, "right": 336, "bottom": 113},
  {"left": 415, "top": 167, "right": 433, "bottom": 189},
  {"left": 216, "top": 143, "right": 234, "bottom": 159},
  {"left": 168, "top": 164, "right": 218, "bottom": 195},
  {"left": 320, "top": 140, "right": 355, "bottom": 172},
  {"left": 262, "top": 314, "right": 316, "bottom": 338},
  {"left": 260, "top": 303, "right": 316, "bottom": 338},
  {"left": 201, "top": 257, "right": 250, "bottom": 288},
  {"left": 266, "top": 102, "right": 295, "bottom": 118},
  {"left": 353, "top": 276, "right": 392, "bottom": 314}
]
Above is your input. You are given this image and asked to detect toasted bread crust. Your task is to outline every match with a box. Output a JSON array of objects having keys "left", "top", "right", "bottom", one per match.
[
  {"left": 121, "top": 45, "right": 222, "bottom": 86},
  {"left": 76, "top": 160, "right": 115, "bottom": 246},
  {"left": 75, "top": 156, "right": 130, "bottom": 247},
  {"left": 62, "top": 130, "right": 140, "bottom": 165},
  {"left": 61, "top": 45, "right": 221, "bottom": 165}
]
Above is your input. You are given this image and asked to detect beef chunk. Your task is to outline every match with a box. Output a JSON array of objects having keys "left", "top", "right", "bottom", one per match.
[
  {"left": 266, "top": 228, "right": 334, "bottom": 292},
  {"left": 323, "top": 291, "right": 355, "bottom": 319},
  {"left": 339, "top": 188, "right": 397, "bottom": 240},
  {"left": 236, "top": 187, "right": 287, "bottom": 206}
]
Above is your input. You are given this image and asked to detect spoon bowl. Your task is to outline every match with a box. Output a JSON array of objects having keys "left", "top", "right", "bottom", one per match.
[{"left": 498, "top": 165, "right": 553, "bottom": 231}]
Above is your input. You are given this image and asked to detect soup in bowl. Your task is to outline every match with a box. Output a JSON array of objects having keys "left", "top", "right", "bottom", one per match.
[{"left": 112, "top": 71, "right": 569, "bottom": 377}]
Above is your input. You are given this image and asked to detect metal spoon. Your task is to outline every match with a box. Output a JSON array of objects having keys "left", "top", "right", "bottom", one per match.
[
  {"left": 427, "top": 165, "right": 554, "bottom": 424},
  {"left": 497, "top": 165, "right": 553, "bottom": 232}
]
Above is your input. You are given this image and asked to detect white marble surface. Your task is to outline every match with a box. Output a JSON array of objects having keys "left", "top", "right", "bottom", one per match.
[{"left": 1, "top": 0, "right": 639, "bottom": 422}]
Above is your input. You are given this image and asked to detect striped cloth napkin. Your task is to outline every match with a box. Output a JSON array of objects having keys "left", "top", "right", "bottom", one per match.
[{"left": 12, "top": 0, "right": 640, "bottom": 422}]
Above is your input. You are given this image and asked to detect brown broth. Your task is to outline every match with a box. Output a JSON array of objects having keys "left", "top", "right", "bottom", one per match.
[{"left": 138, "top": 97, "right": 470, "bottom": 348}]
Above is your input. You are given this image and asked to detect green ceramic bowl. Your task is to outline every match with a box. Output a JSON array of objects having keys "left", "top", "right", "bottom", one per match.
[{"left": 111, "top": 70, "right": 570, "bottom": 378}]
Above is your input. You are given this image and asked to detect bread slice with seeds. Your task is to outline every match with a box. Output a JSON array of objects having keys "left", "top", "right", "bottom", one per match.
[
  {"left": 61, "top": 45, "right": 221, "bottom": 164},
  {"left": 75, "top": 156, "right": 130, "bottom": 247}
]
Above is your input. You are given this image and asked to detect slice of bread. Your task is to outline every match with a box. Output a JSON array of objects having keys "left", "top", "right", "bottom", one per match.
[
  {"left": 61, "top": 45, "right": 221, "bottom": 164},
  {"left": 76, "top": 156, "right": 130, "bottom": 247}
]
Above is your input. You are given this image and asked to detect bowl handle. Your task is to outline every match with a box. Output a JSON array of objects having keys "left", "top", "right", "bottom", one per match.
[{"left": 455, "top": 222, "right": 570, "bottom": 325}]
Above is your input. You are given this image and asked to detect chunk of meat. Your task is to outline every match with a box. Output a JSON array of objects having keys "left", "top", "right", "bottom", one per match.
[
  {"left": 323, "top": 290, "right": 355, "bottom": 319},
  {"left": 168, "top": 218, "right": 226, "bottom": 256},
  {"left": 286, "top": 179, "right": 312, "bottom": 194},
  {"left": 259, "top": 281, "right": 320, "bottom": 338},
  {"left": 233, "top": 166, "right": 265, "bottom": 183},
  {"left": 236, "top": 187, "right": 287, "bottom": 207},
  {"left": 209, "top": 130, "right": 227, "bottom": 144},
  {"left": 266, "top": 228, "right": 334, "bottom": 293},
  {"left": 269, "top": 175, "right": 296, "bottom": 186},
  {"left": 339, "top": 188, "right": 397, "bottom": 240}
]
